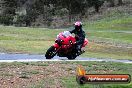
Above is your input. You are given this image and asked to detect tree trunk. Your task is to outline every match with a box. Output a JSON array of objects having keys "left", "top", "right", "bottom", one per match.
[{"left": 95, "top": 4, "right": 100, "bottom": 13}]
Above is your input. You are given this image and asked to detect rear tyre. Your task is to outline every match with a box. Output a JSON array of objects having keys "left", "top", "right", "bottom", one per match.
[
  {"left": 67, "top": 49, "right": 77, "bottom": 60},
  {"left": 67, "top": 55, "right": 77, "bottom": 60},
  {"left": 45, "top": 46, "right": 56, "bottom": 59}
]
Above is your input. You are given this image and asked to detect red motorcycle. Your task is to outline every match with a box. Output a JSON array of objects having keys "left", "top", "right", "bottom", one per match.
[{"left": 45, "top": 31, "right": 88, "bottom": 60}]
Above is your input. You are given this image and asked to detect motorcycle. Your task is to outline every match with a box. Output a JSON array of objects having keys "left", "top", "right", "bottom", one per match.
[{"left": 45, "top": 31, "right": 88, "bottom": 60}]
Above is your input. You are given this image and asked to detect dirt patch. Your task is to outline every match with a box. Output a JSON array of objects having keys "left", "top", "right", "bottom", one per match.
[
  {"left": 0, "top": 61, "right": 131, "bottom": 88},
  {"left": 0, "top": 62, "right": 77, "bottom": 88}
]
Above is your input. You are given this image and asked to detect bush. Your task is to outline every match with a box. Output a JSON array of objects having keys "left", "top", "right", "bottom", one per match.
[{"left": 0, "top": 14, "right": 14, "bottom": 25}]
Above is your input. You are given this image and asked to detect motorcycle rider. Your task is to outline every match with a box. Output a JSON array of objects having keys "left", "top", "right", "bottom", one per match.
[{"left": 69, "top": 21, "right": 86, "bottom": 54}]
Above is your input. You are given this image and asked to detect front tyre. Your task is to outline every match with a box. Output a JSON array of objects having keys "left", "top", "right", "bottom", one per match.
[{"left": 45, "top": 46, "right": 56, "bottom": 59}]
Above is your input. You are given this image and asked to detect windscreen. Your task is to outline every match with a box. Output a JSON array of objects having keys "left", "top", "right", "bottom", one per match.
[{"left": 62, "top": 31, "right": 72, "bottom": 38}]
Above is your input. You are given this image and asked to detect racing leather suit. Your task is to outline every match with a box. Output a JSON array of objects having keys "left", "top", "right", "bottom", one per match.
[{"left": 69, "top": 28, "right": 85, "bottom": 51}]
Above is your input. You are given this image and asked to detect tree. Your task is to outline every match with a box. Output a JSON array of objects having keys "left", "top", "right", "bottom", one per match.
[
  {"left": 3, "top": 0, "right": 17, "bottom": 15},
  {"left": 106, "top": 0, "right": 115, "bottom": 7},
  {"left": 118, "top": 0, "right": 123, "bottom": 5},
  {"left": 92, "top": 0, "right": 104, "bottom": 12},
  {"left": 0, "top": 0, "right": 17, "bottom": 25},
  {"left": 0, "top": 0, "right": 125, "bottom": 27},
  {"left": 85, "top": 0, "right": 104, "bottom": 12}
]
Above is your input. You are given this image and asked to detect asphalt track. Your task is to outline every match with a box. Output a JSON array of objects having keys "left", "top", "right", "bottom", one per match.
[{"left": 0, "top": 53, "right": 132, "bottom": 63}]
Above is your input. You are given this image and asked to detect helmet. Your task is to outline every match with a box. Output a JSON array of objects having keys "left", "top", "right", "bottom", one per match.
[{"left": 74, "top": 21, "right": 82, "bottom": 30}]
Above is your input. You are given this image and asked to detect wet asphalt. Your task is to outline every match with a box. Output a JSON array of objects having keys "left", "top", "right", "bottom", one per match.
[{"left": 0, "top": 53, "right": 132, "bottom": 63}]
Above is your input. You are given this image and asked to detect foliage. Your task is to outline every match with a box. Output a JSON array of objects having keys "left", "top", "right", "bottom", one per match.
[{"left": 0, "top": 0, "right": 125, "bottom": 27}]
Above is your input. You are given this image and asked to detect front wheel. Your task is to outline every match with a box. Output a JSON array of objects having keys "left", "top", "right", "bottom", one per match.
[{"left": 45, "top": 46, "right": 56, "bottom": 59}]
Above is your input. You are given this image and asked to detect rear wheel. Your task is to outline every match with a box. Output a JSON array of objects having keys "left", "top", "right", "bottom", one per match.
[
  {"left": 45, "top": 46, "right": 56, "bottom": 59},
  {"left": 67, "top": 48, "right": 78, "bottom": 60},
  {"left": 67, "top": 54, "right": 77, "bottom": 60}
]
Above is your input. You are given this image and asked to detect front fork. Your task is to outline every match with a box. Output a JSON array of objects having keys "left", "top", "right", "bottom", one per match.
[{"left": 53, "top": 43, "right": 61, "bottom": 55}]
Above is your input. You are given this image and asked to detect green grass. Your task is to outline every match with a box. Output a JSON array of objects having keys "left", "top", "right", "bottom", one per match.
[
  {"left": 19, "top": 71, "right": 30, "bottom": 79},
  {"left": 84, "top": 13, "right": 132, "bottom": 31},
  {"left": 88, "top": 31, "right": 132, "bottom": 43},
  {"left": 84, "top": 15, "right": 132, "bottom": 43},
  {"left": 82, "top": 51, "right": 132, "bottom": 60},
  {"left": 0, "top": 26, "right": 62, "bottom": 54},
  {"left": 84, "top": 15, "right": 132, "bottom": 44},
  {"left": 0, "top": 25, "right": 62, "bottom": 41},
  {"left": 83, "top": 15, "right": 132, "bottom": 59}
]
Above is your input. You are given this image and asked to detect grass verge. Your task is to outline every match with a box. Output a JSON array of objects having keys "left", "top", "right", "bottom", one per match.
[{"left": 0, "top": 61, "right": 132, "bottom": 88}]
